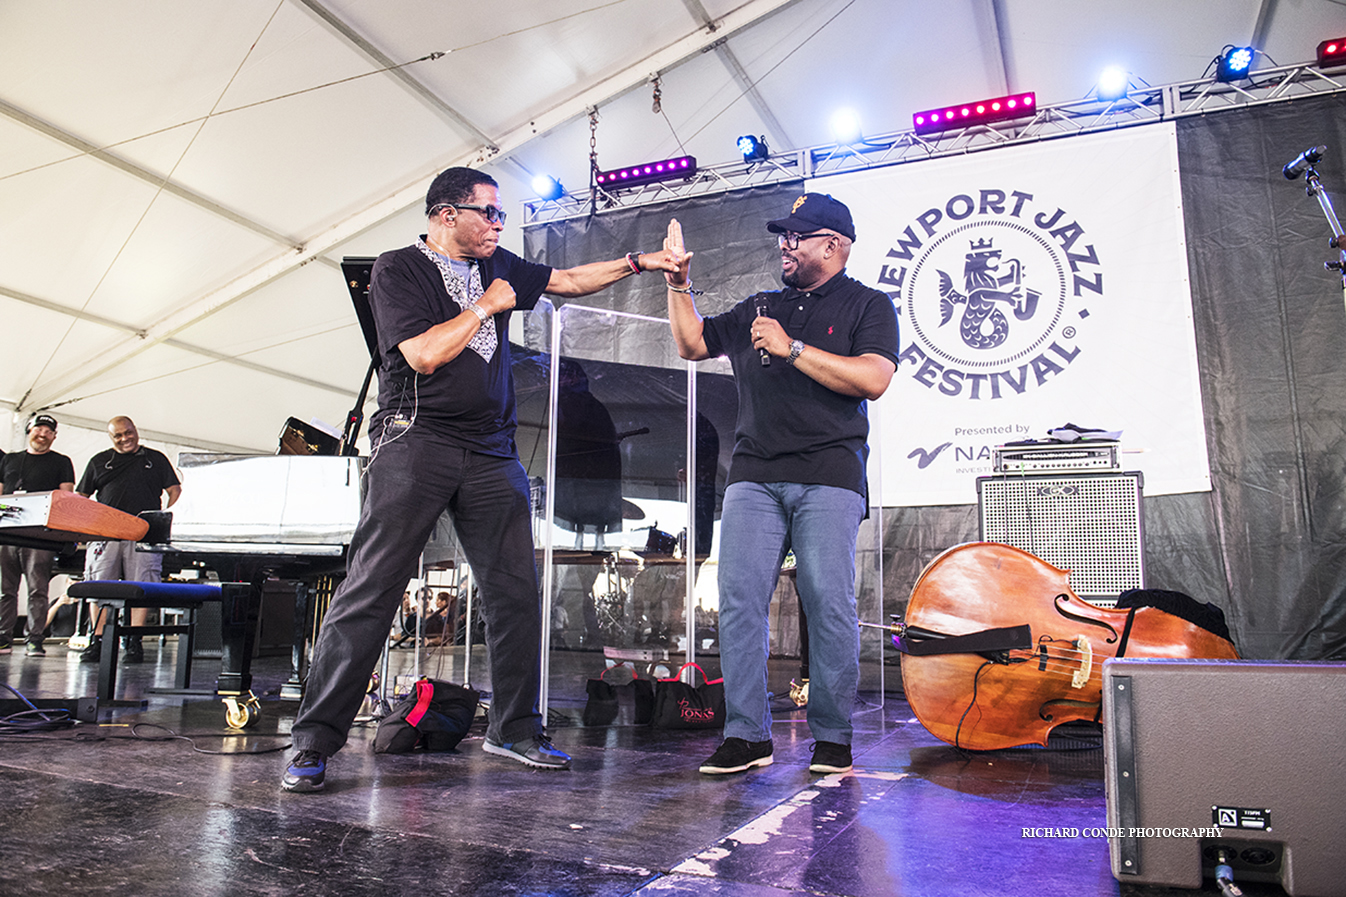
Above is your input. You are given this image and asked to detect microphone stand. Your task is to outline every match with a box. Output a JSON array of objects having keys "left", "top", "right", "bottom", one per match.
[{"left": 1296, "top": 162, "right": 1346, "bottom": 315}]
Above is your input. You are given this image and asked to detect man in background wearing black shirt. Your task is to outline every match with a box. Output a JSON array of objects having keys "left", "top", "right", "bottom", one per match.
[
  {"left": 1, "top": 414, "right": 76, "bottom": 656},
  {"left": 75, "top": 415, "right": 181, "bottom": 662}
]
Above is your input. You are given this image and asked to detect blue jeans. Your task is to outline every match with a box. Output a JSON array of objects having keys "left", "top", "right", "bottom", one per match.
[{"left": 717, "top": 481, "right": 865, "bottom": 745}]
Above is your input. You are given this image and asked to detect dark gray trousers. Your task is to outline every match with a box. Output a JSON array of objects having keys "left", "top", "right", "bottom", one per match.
[
  {"left": 0, "top": 546, "right": 55, "bottom": 647},
  {"left": 291, "top": 427, "right": 543, "bottom": 755}
]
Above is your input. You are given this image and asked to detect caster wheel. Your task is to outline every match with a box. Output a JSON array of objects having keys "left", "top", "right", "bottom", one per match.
[{"left": 223, "top": 695, "right": 260, "bottom": 729}]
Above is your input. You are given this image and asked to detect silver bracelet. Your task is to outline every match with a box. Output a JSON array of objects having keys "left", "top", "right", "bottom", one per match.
[
  {"left": 467, "top": 303, "right": 490, "bottom": 324},
  {"left": 667, "top": 280, "right": 702, "bottom": 295}
]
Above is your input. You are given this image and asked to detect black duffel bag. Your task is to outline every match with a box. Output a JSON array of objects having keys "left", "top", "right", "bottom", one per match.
[{"left": 374, "top": 677, "right": 480, "bottom": 753}]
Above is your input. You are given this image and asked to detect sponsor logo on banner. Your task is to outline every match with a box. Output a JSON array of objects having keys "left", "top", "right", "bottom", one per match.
[{"left": 873, "top": 190, "right": 1105, "bottom": 401}]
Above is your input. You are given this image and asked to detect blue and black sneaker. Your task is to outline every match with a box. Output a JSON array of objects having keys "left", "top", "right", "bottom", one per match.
[
  {"left": 483, "top": 733, "right": 572, "bottom": 770},
  {"left": 281, "top": 749, "right": 327, "bottom": 792}
]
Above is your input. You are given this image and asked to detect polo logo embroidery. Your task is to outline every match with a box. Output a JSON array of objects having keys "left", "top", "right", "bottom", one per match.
[{"left": 828, "top": 325, "right": 834, "bottom": 335}]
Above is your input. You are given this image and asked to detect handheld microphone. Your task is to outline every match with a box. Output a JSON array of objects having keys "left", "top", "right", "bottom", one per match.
[
  {"left": 1283, "top": 145, "right": 1326, "bottom": 180},
  {"left": 755, "top": 299, "right": 770, "bottom": 366}
]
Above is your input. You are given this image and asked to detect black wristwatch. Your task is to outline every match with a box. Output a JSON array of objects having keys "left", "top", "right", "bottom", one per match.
[{"left": 785, "top": 339, "right": 805, "bottom": 365}]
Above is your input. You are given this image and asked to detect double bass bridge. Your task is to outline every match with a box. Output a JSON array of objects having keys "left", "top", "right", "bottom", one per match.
[
  {"left": 1070, "top": 635, "right": 1093, "bottom": 689},
  {"left": 1036, "top": 633, "right": 1094, "bottom": 688}
]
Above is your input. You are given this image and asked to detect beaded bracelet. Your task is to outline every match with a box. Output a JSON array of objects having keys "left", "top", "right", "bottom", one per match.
[{"left": 667, "top": 281, "right": 703, "bottom": 295}]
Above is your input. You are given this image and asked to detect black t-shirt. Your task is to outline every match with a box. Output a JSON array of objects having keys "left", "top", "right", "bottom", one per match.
[
  {"left": 367, "top": 241, "right": 552, "bottom": 456},
  {"left": 76, "top": 447, "right": 181, "bottom": 514},
  {"left": 1, "top": 450, "right": 76, "bottom": 493},
  {"left": 702, "top": 270, "right": 900, "bottom": 495}
]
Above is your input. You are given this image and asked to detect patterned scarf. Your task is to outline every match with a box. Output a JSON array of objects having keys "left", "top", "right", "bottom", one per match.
[{"left": 417, "top": 239, "right": 495, "bottom": 362}]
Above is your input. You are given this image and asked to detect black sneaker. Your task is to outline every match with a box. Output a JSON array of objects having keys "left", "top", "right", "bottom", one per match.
[
  {"left": 699, "top": 737, "right": 774, "bottom": 775},
  {"left": 0, "top": 641, "right": 10, "bottom": 655},
  {"left": 122, "top": 638, "right": 144, "bottom": 664},
  {"left": 809, "top": 741, "right": 853, "bottom": 774},
  {"left": 78, "top": 637, "right": 103, "bottom": 663},
  {"left": 483, "top": 733, "right": 572, "bottom": 770},
  {"left": 281, "top": 750, "right": 327, "bottom": 792},
  {"left": 25, "top": 642, "right": 46, "bottom": 657}
]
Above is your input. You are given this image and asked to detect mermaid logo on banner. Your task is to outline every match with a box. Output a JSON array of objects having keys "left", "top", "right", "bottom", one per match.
[{"left": 884, "top": 192, "right": 1102, "bottom": 401}]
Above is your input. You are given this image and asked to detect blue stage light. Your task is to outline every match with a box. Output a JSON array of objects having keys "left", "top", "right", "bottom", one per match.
[
  {"left": 737, "top": 135, "right": 768, "bottom": 162},
  {"left": 532, "top": 174, "right": 564, "bottom": 201},
  {"left": 1097, "top": 67, "right": 1130, "bottom": 101},
  {"left": 1217, "top": 46, "right": 1255, "bottom": 82},
  {"left": 830, "top": 108, "right": 863, "bottom": 145}
]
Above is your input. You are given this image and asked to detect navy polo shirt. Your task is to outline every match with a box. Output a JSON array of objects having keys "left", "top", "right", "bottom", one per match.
[{"left": 702, "top": 270, "right": 899, "bottom": 495}]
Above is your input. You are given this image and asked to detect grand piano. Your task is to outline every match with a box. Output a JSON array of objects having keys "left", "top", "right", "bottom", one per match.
[{"left": 152, "top": 452, "right": 364, "bottom": 700}]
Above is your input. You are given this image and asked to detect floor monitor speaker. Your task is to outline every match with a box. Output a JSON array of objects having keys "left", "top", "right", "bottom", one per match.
[{"left": 1102, "top": 658, "right": 1346, "bottom": 896}]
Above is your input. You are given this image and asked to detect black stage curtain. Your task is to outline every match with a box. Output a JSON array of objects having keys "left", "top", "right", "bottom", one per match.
[
  {"left": 1167, "top": 93, "right": 1346, "bottom": 659},
  {"left": 527, "top": 112, "right": 1346, "bottom": 660}
]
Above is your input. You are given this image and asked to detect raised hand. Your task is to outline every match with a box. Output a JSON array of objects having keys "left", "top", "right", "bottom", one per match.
[{"left": 663, "top": 218, "right": 694, "bottom": 287}]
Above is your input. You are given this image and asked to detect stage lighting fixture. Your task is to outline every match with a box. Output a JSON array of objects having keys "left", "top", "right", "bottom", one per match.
[
  {"left": 738, "top": 135, "right": 769, "bottom": 162},
  {"left": 594, "top": 155, "right": 697, "bottom": 190},
  {"left": 1216, "top": 46, "right": 1255, "bottom": 82},
  {"left": 912, "top": 91, "right": 1037, "bottom": 136},
  {"left": 830, "top": 108, "right": 863, "bottom": 144},
  {"left": 1317, "top": 37, "right": 1346, "bottom": 68},
  {"left": 1096, "top": 67, "right": 1130, "bottom": 101},
  {"left": 531, "top": 174, "right": 564, "bottom": 201}
]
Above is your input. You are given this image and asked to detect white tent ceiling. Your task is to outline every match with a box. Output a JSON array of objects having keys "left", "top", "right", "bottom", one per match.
[{"left": 3, "top": 0, "right": 1343, "bottom": 455}]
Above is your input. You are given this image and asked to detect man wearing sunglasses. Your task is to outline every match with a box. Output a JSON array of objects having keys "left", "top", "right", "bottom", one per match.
[
  {"left": 663, "top": 193, "right": 898, "bottom": 777},
  {"left": 284, "top": 166, "right": 681, "bottom": 792}
]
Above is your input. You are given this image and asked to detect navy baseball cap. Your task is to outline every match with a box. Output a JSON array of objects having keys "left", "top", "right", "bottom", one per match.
[{"left": 766, "top": 193, "right": 856, "bottom": 242}]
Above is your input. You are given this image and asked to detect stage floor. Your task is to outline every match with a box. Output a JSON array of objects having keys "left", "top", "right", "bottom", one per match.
[{"left": 0, "top": 639, "right": 1291, "bottom": 897}]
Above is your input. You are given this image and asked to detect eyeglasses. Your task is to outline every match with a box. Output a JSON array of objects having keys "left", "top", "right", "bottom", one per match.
[
  {"left": 777, "top": 231, "right": 834, "bottom": 250},
  {"left": 434, "top": 203, "right": 508, "bottom": 225}
]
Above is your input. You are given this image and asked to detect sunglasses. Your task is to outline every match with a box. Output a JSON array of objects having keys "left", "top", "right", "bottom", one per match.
[{"left": 442, "top": 203, "right": 507, "bottom": 225}]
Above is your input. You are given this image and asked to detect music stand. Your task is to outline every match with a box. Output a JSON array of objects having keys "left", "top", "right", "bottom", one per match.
[{"left": 339, "top": 257, "right": 380, "bottom": 456}]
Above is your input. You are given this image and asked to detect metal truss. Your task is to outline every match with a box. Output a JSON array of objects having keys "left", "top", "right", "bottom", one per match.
[{"left": 522, "top": 59, "right": 1346, "bottom": 226}]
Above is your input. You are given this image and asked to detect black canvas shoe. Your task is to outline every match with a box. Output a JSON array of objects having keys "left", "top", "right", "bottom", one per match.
[
  {"left": 809, "top": 741, "right": 853, "bottom": 774},
  {"left": 78, "top": 637, "right": 103, "bottom": 663},
  {"left": 122, "top": 637, "right": 144, "bottom": 663},
  {"left": 699, "top": 737, "right": 774, "bottom": 775},
  {"left": 281, "top": 750, "right": 327, "bottom": 792},
  {"left": 483, "top": 734, "right": 572, "bottom": 770}
]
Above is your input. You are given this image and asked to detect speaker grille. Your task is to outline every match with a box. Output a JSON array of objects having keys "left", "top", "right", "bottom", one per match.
[{"left": 977, "top": 472, "right": 1144, "bottom": 600}]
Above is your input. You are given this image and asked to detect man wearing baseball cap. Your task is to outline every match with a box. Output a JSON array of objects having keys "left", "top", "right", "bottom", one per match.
[
  {"left": 663, "top": 193, "right": 899, "bottom": 776},
  {"left": 1, "top": 414, "right": 76, "bottom": 656}
]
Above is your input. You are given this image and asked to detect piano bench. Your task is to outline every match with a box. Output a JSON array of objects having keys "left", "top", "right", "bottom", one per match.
[{"left": 68, "top": 580, "right": 261, "bottom": 704}]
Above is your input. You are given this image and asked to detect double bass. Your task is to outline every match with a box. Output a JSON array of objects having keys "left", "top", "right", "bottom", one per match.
[{"left": 896, "top": 542, "right": 1239, "bottom": 751}]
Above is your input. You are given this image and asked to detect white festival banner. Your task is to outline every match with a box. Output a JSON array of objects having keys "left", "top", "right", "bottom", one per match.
[{"left": 812, "top": 122, "right": 1209, "bottom": 506}]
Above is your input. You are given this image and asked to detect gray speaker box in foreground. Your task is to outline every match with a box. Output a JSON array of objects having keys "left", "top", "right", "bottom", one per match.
[{"left": 1102, "top": 658, "right": 1346, "bottom": 896}]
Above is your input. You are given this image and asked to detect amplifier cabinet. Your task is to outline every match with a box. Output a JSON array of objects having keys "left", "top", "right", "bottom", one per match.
[
  {"left": 977, "top": 471, "right": 1143, "bottom": 602},
  {"left": 1102, "top": 658, "right": 1346, "bottom": 896}
]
